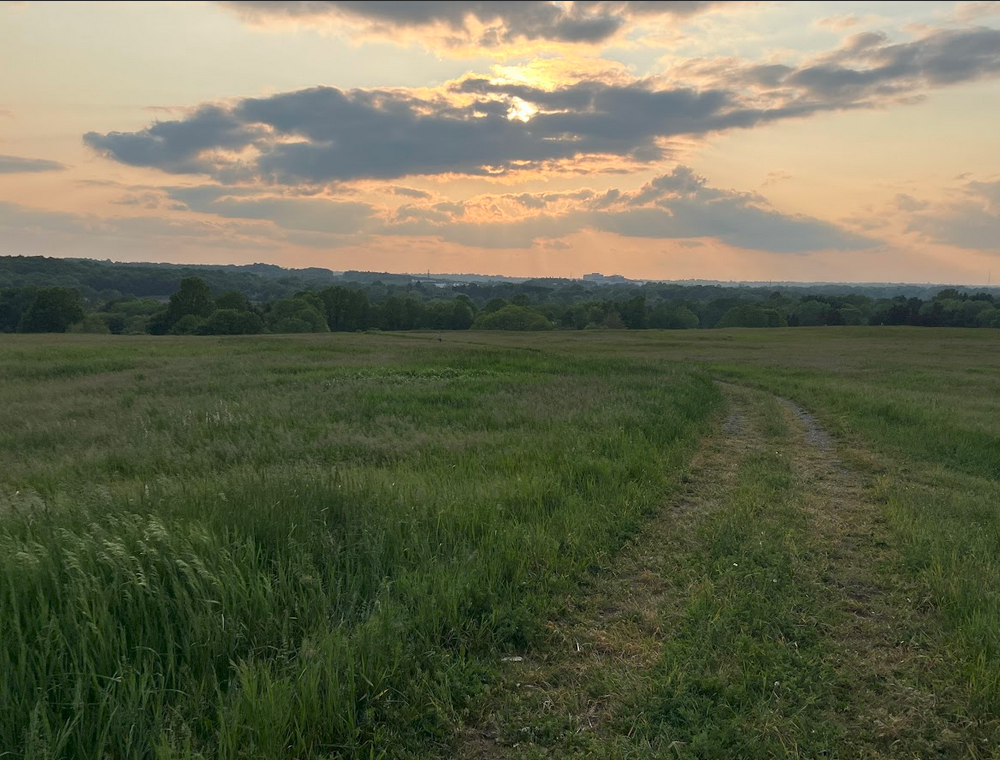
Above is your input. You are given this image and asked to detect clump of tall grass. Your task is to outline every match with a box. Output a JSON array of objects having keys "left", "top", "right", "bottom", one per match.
[{"left": 0, "top": 337, "right": 717, "bottom": 757}]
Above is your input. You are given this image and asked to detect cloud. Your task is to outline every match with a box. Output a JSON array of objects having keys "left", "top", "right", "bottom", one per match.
[
  {"left": 0, "top": 200, "right": 281, "bottom": 256},
  {"left": 84, "top": 105, "right": 264, "bottom": 177},
  {"left": 786, "top": 26, "right": 1000, "bottom": 104},
  {"left": 762, "top": 170, "right": 792, "bottom": 186},
  {"left": 113, "top": 191, "right": 169, "bottom": 209},
  {"left": 951, "top": 2, "right": 1000, "bottom": 22},
  {"left": 84, "top": 25, "right": 1000, "bottom": 186},
  {"left": 905, "top": 178, "right": 1000, "bottom": 250},
  {"left": 390, "top": 185, "right": 432, "bottom": 199},
  {"left": 84, "top": 81, "right": 754, "bottom": 183},
  {"left": 169, "top": 185, "right": 377, "bottom": 234},
  {"left": 816, "top": 14, "right": 864, "bottom": 31},
  {"left": 217, "top": 1, "right": 724, "bottom": 51},
  {"left": 379, "top": 166, "right": 875, "bottom": 252},
  {"left": 84, "top": 166, "right": 870, "bottom": 254},
  {"left": 0, "top": 154, "right": 67, "bottom": 173}
]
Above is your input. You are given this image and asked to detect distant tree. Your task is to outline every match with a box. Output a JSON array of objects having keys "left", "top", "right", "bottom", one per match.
[
  {"left": 936, "top": 288, "right": 964, "bottom": 301},
  {"left": 201, "top": 309, "right": 265, "bottom": 335},
  {"left": 618, "top": 295, "right": 647, "bottom": 329},
  {"left": 649, "top": 302, "right": 699, "bottom": 329},
  {"left": 147, "top": 309, "right": 173, "bottom": 335},
  {"left": 0, "top": 302, "right": 19, "bottom": 333},
  {"left": 18, "top": 287, "right": 85, "bottom": 333},
  {"left": 600, "top": 310, "right": 627, "bottom": 329},
  {"left": 0, "top": 288, "right": 36, "bottom": 332},
  {"left": 166, "top": 277, "right": 214, "bottom": 326},
  {"left": 215, "top": 290, "right": 252, "bottom": 311},
  {"left": 977, "top": 308, "right": 1000, "bottom": 328},
  {"left": 100, "top": 313, "right": 127, "bottom": 334},
  {"left": 379, "top": 296, "right": 426, "bottom": 330},
  {"left": 700, "top": 297, "right": 744, "bottom": 329},
  {"left": 792, "top": 299, "right": 832, "bottom": 326},
  {"left": 561, "top": 302, "right": 603, "bottom": 329},
  {"left": 318, "top": 286, "right": 370, "bottom": 331},
  {"left": 266, "top": 297, "right": 329, "bottom": 333},
  {"left": 838, "top": 305, "right": 867, "bottom": 326},
  {"left": 482, "top": 297, "right": 508, "bottom": 315},
  {"left": 69, "top": 314, "right": 111, "bottom": 334},
  {"left": 170, "top": 315, "right": 207, "bottom": 335},
  {"left": 123, "top": 315, "right": 151, "bottom": 335},
  {"left": 953, "top": 299, "right": 992, "bottom": 327},
  {"left": 717, "top": 304, "right": 787, "bottom": 328},
  {"left": 471, "top": 305, "right": 552, "bottom": 330},
  {"left": 450, "top": 300, "right": 474, "bottom": 330},
  {"left": 510, "top": 293, "right": 532, "bottom": 307}
]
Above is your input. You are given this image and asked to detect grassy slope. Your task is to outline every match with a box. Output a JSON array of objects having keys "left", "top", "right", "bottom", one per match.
[
  {"left": 457, "top": 328, "right": 1000, "bottom": 736},
  {"left": 4, "top": 328, "right": 1000, "bottom": 757},
  {"left": 0, "top": 334, "right": 716, "bottom": 758}
]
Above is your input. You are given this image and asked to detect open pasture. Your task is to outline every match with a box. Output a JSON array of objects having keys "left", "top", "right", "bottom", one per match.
[{"left": 2, "top": 328, "right": 999, "bottom": 757}]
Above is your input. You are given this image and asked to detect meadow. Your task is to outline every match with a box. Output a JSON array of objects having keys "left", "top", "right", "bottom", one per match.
[{"left": 2, "top": 328, "right": 999, "bottom": 757}]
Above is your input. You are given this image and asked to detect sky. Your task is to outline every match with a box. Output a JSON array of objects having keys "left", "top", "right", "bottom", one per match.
[{"left": 1, "top": 1, "right": 1000, "bottom": 283}]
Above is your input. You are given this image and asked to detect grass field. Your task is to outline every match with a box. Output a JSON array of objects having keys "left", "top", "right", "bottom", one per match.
[{"left": 2, "top": 328, "right": 999, "bottom": 757}]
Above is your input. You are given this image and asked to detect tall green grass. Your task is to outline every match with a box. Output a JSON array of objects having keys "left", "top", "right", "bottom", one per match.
[
  {"left": 438, "top": 327, "right": 1000, "bottom": 720},
  {"left": 0, "top": 335, "right": 717, "bottom": 757}
]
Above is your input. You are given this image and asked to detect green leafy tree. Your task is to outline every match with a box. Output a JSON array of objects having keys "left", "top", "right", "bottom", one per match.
[
  {"left": 618, "top": 295, "right": 647, "bottom": 329},
  {"left": 147, "top": 309, "right": 173, "bottom": 335},
  {"left": 482, "top": 298, "right": 507, "bottom": 314},
  {"left": 215, "top": 290, "right": 251, "bottom": 311},
  {"left": 838, "top": 305, "right": 867, "bottom": 325},
  {"left": 471, "top": 305, "right": 552, "bottom": 330},
  {"left": 976, "top": 308, "right": 1000, "bottom": 328},
  {"left": 170, "top": 315, "right": 207, "bottom": 335},
  {"left": 792, "top": 300, "right": 833, "bottom": 326},
  {"left": 318, "top": 286, "right": 370, "bottom": 331},
  {"left": 166, "top": 277, "right": 214, "bottom": 326},
  {"left": 123, "top": 315, "right": 151, "bottom": 334},
  {"left": 600, "top": 310, "right": 627, "bottom": 329},
  {"left": 18, "top": 287, "right": 85, "bottom": 333},
  {"left": 266, "top": 298, "right": 329, "bottom": 333},
  {"left": 450, "top": 300, "right": 474, "bottom": 330},
  {"left": 649, "top": 303, "right": 699, "bottom": 329},
  {"left": 718, "top": 304, "right": 787, "bottom": 328},
  {"left": 69, "top": 314, "right": 111, "bottom": 334},
  {"left": 0, "top": 288, "right": 36, "bottom": 332}
]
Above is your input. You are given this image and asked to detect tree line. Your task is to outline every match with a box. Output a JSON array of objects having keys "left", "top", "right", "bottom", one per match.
[{"left": 3, "top": 277, "right": 1000, "bottom": 334}]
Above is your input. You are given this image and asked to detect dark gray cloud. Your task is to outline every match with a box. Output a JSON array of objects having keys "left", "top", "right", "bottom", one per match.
[
  {"left": 786, "top": 27, "right": 1000, "bottom": 104},
  {"left": 906, "top": 178, "right": 1000, "bottom": 250},
  {"left": 219, "top": 1, "right": 720, "bottom": 46},
  {"left": 0, "top": 154, "right": 67, "bottom": 173},
  {"left": 84, "top": 25, "right": 1000, "bottom": 185},
  {"left": 79, "top": 81, "right": 813, "bottom": 184},
  {"left": 84, "top": 105, "right": 264, "bottom": 175}
]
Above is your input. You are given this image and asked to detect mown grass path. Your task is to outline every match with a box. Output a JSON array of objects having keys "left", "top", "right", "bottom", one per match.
[{"left": 463, "top": 383, "right": 997, "bottom": 757}]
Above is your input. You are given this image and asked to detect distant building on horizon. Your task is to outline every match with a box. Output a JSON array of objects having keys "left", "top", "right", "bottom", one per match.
[{"left": 582, "top": 272, "right": 631, "bottom": 285}]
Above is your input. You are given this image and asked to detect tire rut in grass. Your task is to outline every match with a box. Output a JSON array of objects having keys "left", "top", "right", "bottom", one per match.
[
  {"left": 457, "top": 387, "right": 766, "bottom": 757},
  {"left": 774, "top": 395, "right": 983, "bottom": 755},
  {"left": 459, "top": 386, "right": 987, "bottom": 758}
]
